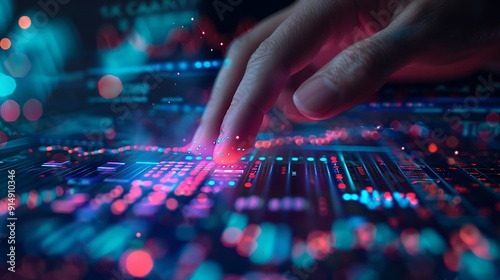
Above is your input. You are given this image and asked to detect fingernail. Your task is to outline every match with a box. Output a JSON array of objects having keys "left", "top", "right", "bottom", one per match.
[
  {"left": 213, "top": 135, "right": 252, "bottom": 164},
  {"left": 294, "top": 77, "right": 338, "bottom": 118}
]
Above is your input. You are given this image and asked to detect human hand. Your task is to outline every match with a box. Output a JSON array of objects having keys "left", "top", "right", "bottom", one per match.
[{"left": 190, "top": 0, "right": 500, "bottom": 164}]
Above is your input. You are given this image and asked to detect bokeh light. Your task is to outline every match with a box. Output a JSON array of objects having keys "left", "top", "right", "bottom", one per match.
[
  {"left": 23, "top": 98, "right": 43, "bottom": 121},
  {"left": 98, "top": 75, "right": 123, "bottom": 99},
  {"left": 19, "top": 16, "right": 31, "bottom": 29},
  {"left": 124, "top": 250, "right": 153, "bottom": 277},
  {"left": 4, "top": 53, "right": 31, "bottom": 77},
  {"left": 0, "top": 130, "right": 7, "bottom": 148},
  {"left": 0, "top": 38, "right": 11, "bottom": 50},
  {"left": 0, "top": 73, "right": 16, "bottom": 96},
  {"left": 1, "top": 100, "right": 20, "bottom": 122},
  {"left": 486, "top": 112, "right": 499, "bottom": 127}
]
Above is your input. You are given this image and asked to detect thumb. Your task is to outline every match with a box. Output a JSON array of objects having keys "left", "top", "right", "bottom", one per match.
[{"left": 293, "top": 27, "right": 416, "bottom": 120}]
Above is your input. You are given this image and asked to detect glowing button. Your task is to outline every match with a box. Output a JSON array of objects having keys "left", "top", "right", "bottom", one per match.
[
  {"left": 307, "top": 157, "right": 314, "bottom": 162},
  {"left": 276, "top": 157, "right": 283, "bottom": 161},
  {"left": 207, "top": 180, "right": 215, "bottom": 186},
  {"left": 228, "top": 181, "right": 236, "bottom": 186}
]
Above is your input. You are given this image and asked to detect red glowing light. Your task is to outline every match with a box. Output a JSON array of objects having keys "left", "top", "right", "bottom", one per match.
[
  {"left": 166, "top": 198, "right": 178, "bottom": 210},
  {"left": 244, "top": 182, "right": 252, "bottom": 188},
  {"left": 125, "top": 250, "right": 153, "bottom": 278},
  {"left": 19, "top": 16, "right": 31, "bottom": 29},
  {"left": 111, "top": 200, "right": 127, "bottom": 215},
  {"left": 98, "top": 75, "right": 123, "bottom": 99},
  {"left": 428, "top": 143, "right": 438, "bottom": 153},
  {"left": 486, "top": 112, "right": 499, "bottom": 127},
  {"left": 338, "top": 183, "right": 346, "bottom": 189},
  {"left": 23, "top": 99, "right": 43, "bottom": 121},
  {"left": 0, "top": 38, "right": 11, "bottom": 50},
  {"left": 1, "top": 100, "right": 20, "bottom": 122}
]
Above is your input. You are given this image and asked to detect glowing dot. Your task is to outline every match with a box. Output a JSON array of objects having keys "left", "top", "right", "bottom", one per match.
[
  {"left": 203, "top": 61, "right": 211, "bottom": 68},
  {"left": 454, "top": 150, "right": 459, "bottom": 155},
  {"left": 235, "top": 135, "right": 240, "bottom": 140},
  {"left": 0, "top": 38, "right": 11, "bottom": 50},
  {"left": 194, "top": 61, "right": 202, "bottom": 68},
  {"left": 244, "top": 182, "right": 252, "bottom": 188},
  {"left": 0, "top": 73, "right": 16, "bottom": 96},
  {"left": 98, "top": 75, "right": 122, "bottom": 99},
  {"left": 166, "top": 198, "right": 178, "bottom": 210},
  {"left": 19, "top": 16, "right": 31, "bottom": 29},
  {"left": 125, "top": 250, "right": 153, "bottom": 278},
  {"left": 428, "top": 143, "right": 438, "bottom": 153},
  {"left": 220, "top": 42, "right": 224, "bottom": 46},
  {"left": 191, "top": 17, "right": 194, "bottom": 21},
  {"left": 202, "top": 31, "right": 205, "bottom": 35},
  {"left": 1, "top": 100, "right": 20, "bottom": 122},
  {"left": 307, "top": 157, "right": 314, "bottom": 161},
  {"left": 486, "top": 112, "right": 499, "bottom": 127},
  {"left": 136, "top": 232, "right": 141, "bottom": 238},
  {"left": 23, "top": 99, "right": 43, "bottom": 121},
  {"left": 446, "top": 136, "right": 459, "bottom": 148}
]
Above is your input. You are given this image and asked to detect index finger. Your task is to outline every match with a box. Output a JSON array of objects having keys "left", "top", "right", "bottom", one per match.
[{"left": 213, "top": 0, "right": 357, "bottom": 164}]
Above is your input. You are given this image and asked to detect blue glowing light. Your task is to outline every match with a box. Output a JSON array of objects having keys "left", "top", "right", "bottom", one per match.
[
  {"left": 351, "top": 194, "right": 359, "bottom": 200},
  {"left": 223, "top": 59, "right": 231, "bottom": 67},
  {"left": 320, "top": 157, "right": 327, "bottom": 162},
  {"left": 306, "top": 157, "right": 314, "bottom": 162},
  {"left": 212, "top": 60, "right": 220, "bottom": 67},
  {"left": 291, "top": 157, "right": 299, "bottom": 161},
  {"left": 185, "top": 155, "right": 193, "bottom": 160},
  {"left": 0, "top": 73, "right": 16, "bottom": 96},
  {"left": 258, "top": 156, "right": 266, "bottom": 161},
  {"left": 194, "top": 61, "right": 202, "bottom": 69},
  {"left": 165, "top": 63, "right": 174, "bottom": 71},
  {"left": 207, "top": 180, "right": 215, "bottom": 186},
  {"left": 228, "top": 181, "right": 236, "bottom": 186},
  {"left": 179, "top": 61, "right": 188, "bottom": 70},
  {"left": 276, "top": 157, "right": 284, "bottom": 161},
  {"left": 343, "top": 193, "right": 351, "bottom": 201},
  {"left": 203, "top": 61, "right": 211, "bottom": 68},
  {"left": 206, "top": 156, "right": 213, "bottom": 160},
  {"left": 195, "top": 156, "right": 202, "bottom": 160}
]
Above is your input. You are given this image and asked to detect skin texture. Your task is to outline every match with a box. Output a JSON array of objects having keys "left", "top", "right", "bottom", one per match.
[{"left": 189, "top": 0, "right": 500, "bottom": 164}]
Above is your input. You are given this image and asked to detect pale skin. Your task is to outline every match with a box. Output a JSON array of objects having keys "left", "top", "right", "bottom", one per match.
[{"left": 189, "top": 0, "right": 500, "bottom": 164}]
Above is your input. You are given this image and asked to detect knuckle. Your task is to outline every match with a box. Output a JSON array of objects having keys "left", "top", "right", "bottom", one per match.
[{"left": 248, "top": 39, "right": 279, "bottom": 66}]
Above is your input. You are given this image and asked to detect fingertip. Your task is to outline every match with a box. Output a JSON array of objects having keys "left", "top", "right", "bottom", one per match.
[{"left": 212, "top": 135, "right": 253, "bottom": 165}]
